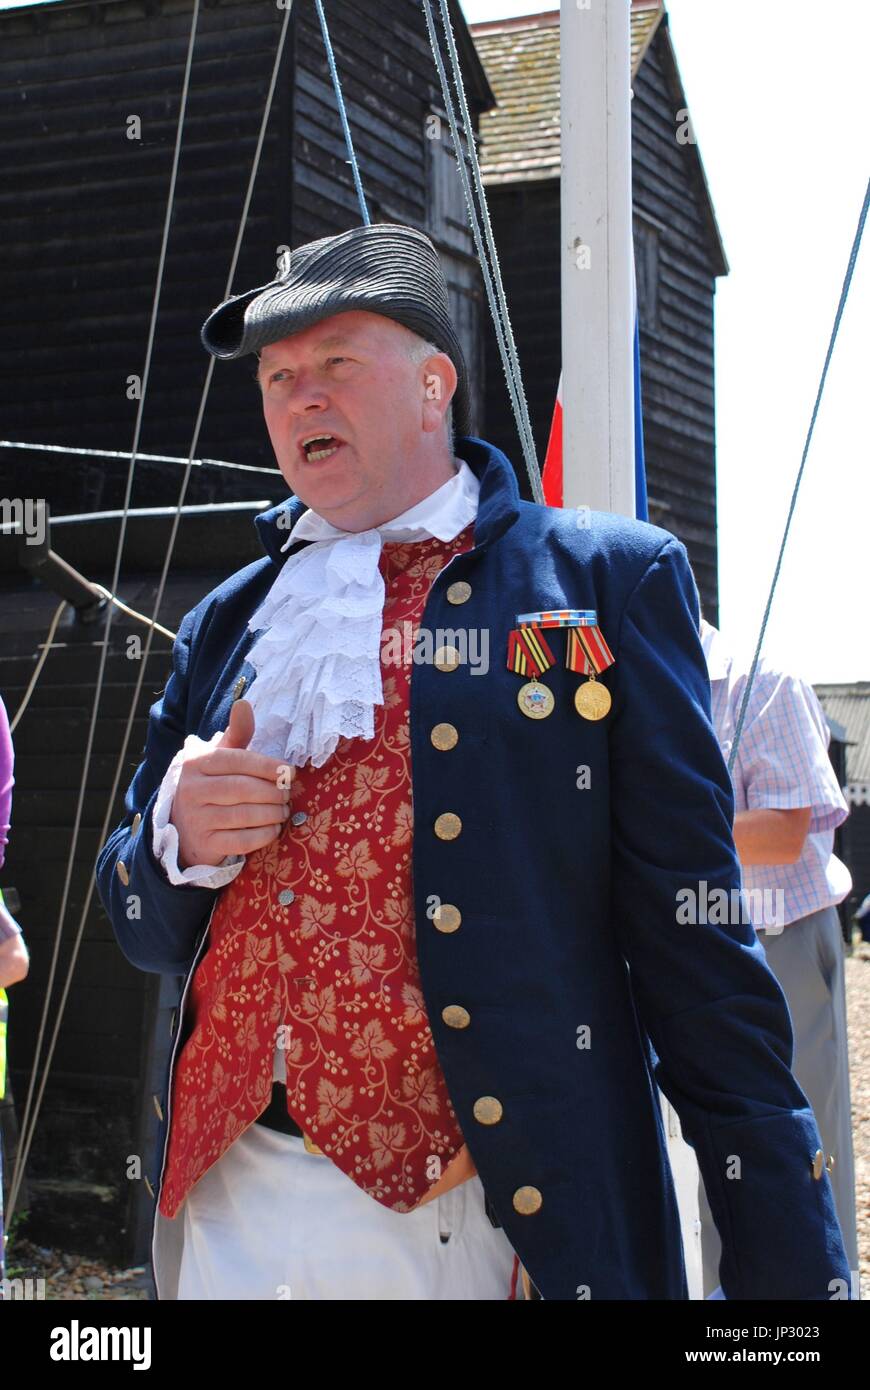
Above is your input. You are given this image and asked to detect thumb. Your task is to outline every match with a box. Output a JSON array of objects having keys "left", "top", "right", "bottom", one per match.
[{"left": 218, "top": 697, "right": 255, "bottom": 750}]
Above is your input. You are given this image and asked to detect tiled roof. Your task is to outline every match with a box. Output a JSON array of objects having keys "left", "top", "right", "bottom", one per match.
[{"left": 470, "top": 2, "right": 664, "bottom": 184}]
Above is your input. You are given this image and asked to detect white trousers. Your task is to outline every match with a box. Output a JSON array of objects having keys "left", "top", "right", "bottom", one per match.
[{"left": 161, "top": 1121, "right": 524, "bottom": 1300}]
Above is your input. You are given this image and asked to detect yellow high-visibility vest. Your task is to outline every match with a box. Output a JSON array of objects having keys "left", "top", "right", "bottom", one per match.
[{"left": 0, "top": 886, "right": 10, "bottom": 1100}]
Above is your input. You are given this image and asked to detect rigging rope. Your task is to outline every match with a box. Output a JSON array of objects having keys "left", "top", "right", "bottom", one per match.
[
  {"left": 0, "top": 439, "right": 281, "bottom": 476},
  {"left": 727, "top": 173, "right": 870, "bottom": 776},
  {"left": 6, "top": 0, "right": 299, "bottom": 1225},
  {"left": 421, "top": 0, "right": 543, "bottom": 502},
  {"left": 6, "top": 0, "right": 208, "bottom": 1226},
  {"left": 9, "top": 0, "right": 859, "bottom": 1237},
  {"left": 314, "top": 0, "right": 370, "bottom": 225}
]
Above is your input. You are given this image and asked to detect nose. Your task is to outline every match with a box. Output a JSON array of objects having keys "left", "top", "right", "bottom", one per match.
[{"left": 283, "top": 366, "right": 329, "bottom": 415}]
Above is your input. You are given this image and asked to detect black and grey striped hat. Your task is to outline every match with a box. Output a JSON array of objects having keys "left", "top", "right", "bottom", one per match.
[{"left": 200, "top": 222, "right": 471, "bottom": 437}]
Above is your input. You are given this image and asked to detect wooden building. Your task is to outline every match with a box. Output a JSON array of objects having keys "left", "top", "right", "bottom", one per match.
[
  {"left": 0, "top": 0, "right": 493, "bottom": 1265},
  {"left": 470, "top": 1, "right": 729, "bottom": 615},
  {"left": 1, "top": 0, "right": 729, "bottom": 1270},
  {"left": 816, "top": 684, "right": 870, "bottom": 930}
]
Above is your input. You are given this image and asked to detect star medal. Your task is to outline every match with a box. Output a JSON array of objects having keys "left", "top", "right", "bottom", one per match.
[{"left": 507, "top": 622, "right": 556, "bottom": 719}]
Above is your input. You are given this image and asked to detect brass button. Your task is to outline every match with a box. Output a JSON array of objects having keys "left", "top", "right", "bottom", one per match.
[
  {"left": 826, "top": 1153, "right": 836, "bottom": 1174},
  {"left": 812, "top": 1148, "right": 825, "bottom": 1180},
  {"left": 442, "top": 1004, "right": 471, "bottom": 1029},
  {"left": 513, "top": 1185, "right": 543, "bottom": 1215},
  {"left": 116, "top": 859, "right": 129, "bottom": 886},
  {"left": 434, "top": 812, "right": 462, "bottom": 840},
  {"left": 131, "top": 812, "right": 142, "bottom": 835},
  {"left": 433, "top": 902, "right": 462, "bottom": 933},
  {"left": 431, "top": 722, "right": 459, "bottom": 750},
  {"left": 144, "top": 1176, "right": 155, "bottom": 1199},
  {"left": 434, "top": 645, "right": 461, "bottom": 672},
  {"left": 473, "top": 1096, "right": 503, "bottom": 1125},
  {"left": 303, "top": 1133, "right": 324, "bottom": 1156},
  {"left": 446, "top": 581, "right": 472, "bottom": 605},
  {"left": 232, "top": 675, "right": 247, "bottom": 700},
  {"left": 152, "top": 1094, "right": 164, "bottom": 1123}
]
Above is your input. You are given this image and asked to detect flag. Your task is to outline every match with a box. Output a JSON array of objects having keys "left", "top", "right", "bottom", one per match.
[
  {"left": 541, "top": 374, "right": 563, "bottom": 508},
  {"left": 541, "top": 257, "right": 648, "bottom": 521}
]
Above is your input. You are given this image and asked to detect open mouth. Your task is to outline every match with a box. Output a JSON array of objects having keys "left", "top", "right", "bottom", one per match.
[{"left": 300, "top": 434, "right": 345, "bottom": 463}]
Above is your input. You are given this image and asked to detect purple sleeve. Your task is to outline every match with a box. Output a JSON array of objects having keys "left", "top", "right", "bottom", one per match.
[{"left": 0, "top": 693, "right": 14, "bottom": 872}]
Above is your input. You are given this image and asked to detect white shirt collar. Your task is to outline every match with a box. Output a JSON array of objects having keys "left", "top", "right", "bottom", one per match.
[{"left": 281, "top": 457, "right": 480, "bottom": 551}]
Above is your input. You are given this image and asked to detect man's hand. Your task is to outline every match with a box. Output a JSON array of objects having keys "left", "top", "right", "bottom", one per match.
[{"left": 171, "top": 699, "right": 294, "bottom": 870}]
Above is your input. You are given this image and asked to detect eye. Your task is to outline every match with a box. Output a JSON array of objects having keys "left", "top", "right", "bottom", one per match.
[{"left": 327, "top": 356, "right": 348, "bottom": 366}]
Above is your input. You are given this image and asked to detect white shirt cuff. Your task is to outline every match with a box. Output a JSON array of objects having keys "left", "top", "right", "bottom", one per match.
[{"left": 151, "top": 732, "right": 246, "bottom": 888}]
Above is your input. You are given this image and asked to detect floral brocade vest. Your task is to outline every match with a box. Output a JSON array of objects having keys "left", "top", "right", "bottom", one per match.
[{"left": 158, "top": 523, "right": 476, "bottom": 1219}]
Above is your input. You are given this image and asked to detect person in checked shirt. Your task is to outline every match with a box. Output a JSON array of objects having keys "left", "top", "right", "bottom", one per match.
[{"left": 697, "top": 617, "right": 859, "bottom": 1295}]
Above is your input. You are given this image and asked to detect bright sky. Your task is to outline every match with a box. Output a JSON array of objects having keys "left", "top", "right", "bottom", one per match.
[
  {"left": 5, "top": 1, "right": 867, "bottom": 683},
  {"left": 461, "top": 1, "right": 869, "bottom": 685}
]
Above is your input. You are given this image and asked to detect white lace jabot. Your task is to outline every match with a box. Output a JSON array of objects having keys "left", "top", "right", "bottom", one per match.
[{"left": 243, "top": 457, "right": 480, "bottom": 768}]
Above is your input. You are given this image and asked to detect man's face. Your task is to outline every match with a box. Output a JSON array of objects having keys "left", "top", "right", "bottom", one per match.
[{"left": 255, "top": 310, "right": 456, "bottom": 531}]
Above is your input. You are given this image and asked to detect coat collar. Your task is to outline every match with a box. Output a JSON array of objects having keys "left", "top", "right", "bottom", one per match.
[{"left": 253, "top": 435, "right": 522, "bottom": 567}]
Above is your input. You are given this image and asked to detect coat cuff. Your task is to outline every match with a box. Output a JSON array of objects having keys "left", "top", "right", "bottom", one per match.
[{"left": 151, "top": 733, "right": 246, "bottom": 889}]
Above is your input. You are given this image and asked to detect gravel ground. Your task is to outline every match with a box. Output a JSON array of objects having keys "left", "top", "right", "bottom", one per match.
[
  {"left": 845, "top": 935, "right": 870, "bottom": 1296},
  {"left": 5, "top": 935, "right": 869, "bottom": 1301}
]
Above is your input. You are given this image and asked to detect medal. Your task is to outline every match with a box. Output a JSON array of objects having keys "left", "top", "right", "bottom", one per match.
[
  {"left": 565, "top": 618, "right": 614, "bottom": 719},
  {"left": 508, "top": 608, "right": 616, "bottom": 719},
  {"left": 517, "top": 679, "right": 555, "bottom": 719},
  {"left": 574, "top": 676, "right": 611, "bottom": 720},
  {"left": 507, "top": 623, "right": 556, "bottom": 718}
]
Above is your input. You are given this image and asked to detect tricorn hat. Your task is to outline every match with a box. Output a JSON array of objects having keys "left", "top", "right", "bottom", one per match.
[{"left": 200, "top": 222, "right": 471, "bottom": 438}]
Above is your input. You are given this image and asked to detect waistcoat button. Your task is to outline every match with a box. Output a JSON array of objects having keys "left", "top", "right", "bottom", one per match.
[
  {"left": 291, "top": 810, "right": 307, "bottom": 826},
  {"left": 278, "top": 888, "right": 296, "bottom": 906},
  {"left": 446, "top": 581, "right": 472, "bottom": 605}
]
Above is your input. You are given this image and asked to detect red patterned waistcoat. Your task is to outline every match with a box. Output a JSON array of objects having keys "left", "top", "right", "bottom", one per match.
[{"left": 158, "top": 523, "right": 477, "bottom": 1219}]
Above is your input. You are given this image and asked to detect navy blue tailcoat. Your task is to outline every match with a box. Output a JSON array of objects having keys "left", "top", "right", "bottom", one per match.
[{"left": 96, "top": 436, "right": 850, "bottom": 1300}]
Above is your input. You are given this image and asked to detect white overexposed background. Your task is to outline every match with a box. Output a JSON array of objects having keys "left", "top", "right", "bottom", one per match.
[{"left": 5, "top": 0, "right": 868, "bottom": 683}]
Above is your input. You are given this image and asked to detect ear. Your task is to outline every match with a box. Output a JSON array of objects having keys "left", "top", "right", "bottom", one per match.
[{"left": 420, "top": 352, "right": 458, "bottom": 435}]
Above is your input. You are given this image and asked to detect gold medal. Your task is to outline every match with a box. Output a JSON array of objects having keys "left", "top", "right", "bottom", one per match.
[
  {"left": 574, "top": 677, "right": 611, "bottom": 720},
  {"left": 517, "top": 679, "right": 555, "bottom": 719}
]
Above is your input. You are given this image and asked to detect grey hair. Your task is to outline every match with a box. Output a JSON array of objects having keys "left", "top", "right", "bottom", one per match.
[{"left": 402, "top": 333, "right": 455, "bottom": 440}]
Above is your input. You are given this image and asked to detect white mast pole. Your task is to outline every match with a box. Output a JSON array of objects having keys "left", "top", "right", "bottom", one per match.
[
  {"left": 561, "top": 0, "right": 706, "bottom": 1299},
  {"left": 560, "top": 0, "right": 635, "bottom": 518}
]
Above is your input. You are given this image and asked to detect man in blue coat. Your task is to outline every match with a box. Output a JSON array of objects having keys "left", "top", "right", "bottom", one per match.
[{"left": 96, "top": 223, "right": 850, "bottom": 1300}]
